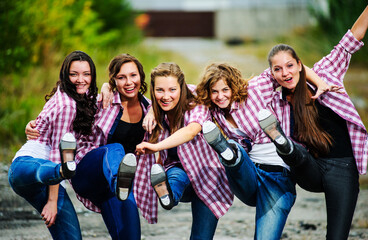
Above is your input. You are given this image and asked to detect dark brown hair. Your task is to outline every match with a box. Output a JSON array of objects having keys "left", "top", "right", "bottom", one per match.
[
  {"left": 268, "top": 44, "right": 332, "bottom": 157},
  {"left": 45, "top": 50, "right": 97, "bottom": 136},
  {"left": 108, "top": 53, "right": 147, "bottom": 95}
]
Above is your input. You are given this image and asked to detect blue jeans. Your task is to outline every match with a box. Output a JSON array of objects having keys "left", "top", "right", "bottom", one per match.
[
  {"left": 223, "top": 141, "right": 296, "bottom": 240},
  {"left": 281, "top": 141, "right": 359, "bottom": 240},
  {"left": 71, "top": 143, "right": 140, "bottom": 240},
  {"left": 166, "top": 166, "right": 218, "bottom": 240},
  {"left": 8, "top": 156, "right": 82, "bottom": 240}
]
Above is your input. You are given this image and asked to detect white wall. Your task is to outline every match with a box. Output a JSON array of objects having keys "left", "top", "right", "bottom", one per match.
[
  {"left": 216, "top": 5, "right": 313, "bottom": 40},
  {"left": 128, "top": 0, "right": 318, "bottom": 39}
]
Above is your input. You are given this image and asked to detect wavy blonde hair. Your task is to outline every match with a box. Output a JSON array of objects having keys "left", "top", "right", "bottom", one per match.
[{"left": 196, "top": 63, "right": 249, "bottom": 108}]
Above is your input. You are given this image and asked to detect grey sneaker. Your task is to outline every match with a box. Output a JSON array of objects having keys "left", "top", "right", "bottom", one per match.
[
  {"left": 116, "top": 153, "right": 137, "bottom": 201},
  {"left": 257, "top": 109, "right": 291, "bottom": 154},
  {"left": 203, "top": 121, "right": 237, "bottom": 163},
  {"left": 150, "top": 164, "right": 174, "bottom": 210},
  {"left": 59, "top": 133, "right": 77, "bottom": 179}
]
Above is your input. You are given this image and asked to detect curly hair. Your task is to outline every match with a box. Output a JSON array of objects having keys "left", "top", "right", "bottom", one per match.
[
  {"left": 107, "top": 53, "right": 147, "bottom": 95},
  {"left": 196, "top": 63, "right": 249, "bottom": 108},
  {"left": 149, "top": 62, "right": 196, "bottom": 143},
  {"left": 45, "top": 51, "right": 98, "bottom": 136}
]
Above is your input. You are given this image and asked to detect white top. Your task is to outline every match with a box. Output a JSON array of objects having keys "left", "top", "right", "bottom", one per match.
[
  {"left": 13, "top": 141, "right": 51, "bottom": 161},
  {"left": 249, "top": 142, "right": 290, "bottom": 170}
]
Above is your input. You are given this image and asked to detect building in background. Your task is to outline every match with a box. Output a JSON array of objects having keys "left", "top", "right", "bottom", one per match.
[{"left": 128, "top": 0, "right": 319, "bottom": 40}]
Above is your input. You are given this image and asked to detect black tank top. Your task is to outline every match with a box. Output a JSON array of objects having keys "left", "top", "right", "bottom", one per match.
[
  {"left": 108, "top": 116, "right": 145, "bottom": 154},
  {"left": 316, "top": 101, "right": 353, "bottom": 158}
]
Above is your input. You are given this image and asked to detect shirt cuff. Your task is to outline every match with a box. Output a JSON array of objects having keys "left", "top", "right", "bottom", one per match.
[{"left": 340, "top": 30, "right": 364, "bottom": 54}]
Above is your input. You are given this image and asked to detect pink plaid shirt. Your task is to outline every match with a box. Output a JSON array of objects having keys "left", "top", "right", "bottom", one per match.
[
  {"left": 72, "top": 91, "right": 151, "bottom": 212},
  {"left": 211, "top": 78, "right": 274, "bottom": 152},
  {"left": 254, "top": 30, "right": 367, "bottom": 174},
  {"left": 134, "top": 104, "right": 233, "bottom": 224},
  {"left": 33, "top": 88, "right": 76, "bottom": 164}
]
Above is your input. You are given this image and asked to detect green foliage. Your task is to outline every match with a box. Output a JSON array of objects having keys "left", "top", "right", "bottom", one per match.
[
  {"left": 308, "top": 0, "right": 368, "bottom": 64},
  {"left": 0, "top": 0, "right": 141, "bottom": 75},
  {"left": 0, "top": 0, "right": 143, "bottom": 163}
]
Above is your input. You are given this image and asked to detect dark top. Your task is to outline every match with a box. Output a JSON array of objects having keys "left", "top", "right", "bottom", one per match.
[
  {"left": 315, "top": 101, "right": 353, "bottom": 158},
  {"left": 108, "top": 115, "right": 145, "bottom": 154}
]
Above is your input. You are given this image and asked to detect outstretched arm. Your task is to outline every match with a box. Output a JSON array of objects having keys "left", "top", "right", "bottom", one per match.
[
  {"left": 305, "top": 66, "right": 342, "bottom": 99},
  {"left": 136, "top": 122, "right": 202, "bottom": 155},
  {"left": 351, "top": 5, "right": 368, "bottom": 41}
]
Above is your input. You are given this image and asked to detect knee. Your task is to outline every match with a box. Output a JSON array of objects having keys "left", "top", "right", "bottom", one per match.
[{"left": 107, "top": 143, "right": 125, "bottom": 155}]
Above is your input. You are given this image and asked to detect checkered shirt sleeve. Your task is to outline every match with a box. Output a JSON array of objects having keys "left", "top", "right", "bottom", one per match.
[
  {"left": 311, "top": 30, "right": 367, "bottom": 174},
  {"left": 35, "top": 89, "right": 76, "bottom": 164},
  {"left": 134, "top": 105, "right": 233, "bottom": 224},
  {"left": 251, "top": 30, "right": 367, "bottom": 174}
]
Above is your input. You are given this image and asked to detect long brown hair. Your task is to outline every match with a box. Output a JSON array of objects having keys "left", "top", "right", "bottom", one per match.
[
  {"left": 268, "top": 44, "right": 332, "bottom": 157},
  {"left": 45, "top": 51, "right": 97, "bottom": 136},
  {"left": 196, "top": 63, "right": 249, "bottom": 108},
  {"left": 149, "top": 62, "right": 196, "bottom": 143}
]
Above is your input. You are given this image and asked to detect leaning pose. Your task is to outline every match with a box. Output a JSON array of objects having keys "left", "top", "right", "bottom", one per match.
[
  {"left": 135, "top": 62, "right": 233, "bottom": 239},
  {"left": 26, "top": 53, "right": 151, "bottom": 239},
  {"left": 9, "top": 51, "right": 97, "bottom": 239},
  {"left": 257, "top": 6, "right": 368, "bottom": 240}
]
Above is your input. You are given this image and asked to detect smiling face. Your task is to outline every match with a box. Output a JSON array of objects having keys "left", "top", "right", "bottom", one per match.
[
  {"left": 154, "top": 75, "right": 181, "bottom": 112},
  {"left": 115, "top": 61, "right": 141, "bottom": 101},
  {"left": 270, "top": 51, "right": 302, "bottom": 92},
  {"left": 69, "top": 61, "right": 92, "bottom": 95},
  {"left": 210, "top": 79, "right": 232, "bottom": 109}
]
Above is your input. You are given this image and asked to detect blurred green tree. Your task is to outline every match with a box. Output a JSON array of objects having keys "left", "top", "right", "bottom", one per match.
[
  {"left": 0, "top": 0, "right": 141, "bottom": 75},
  {"left": 309, "top": 0, "right": 367, "bottom": 64}
]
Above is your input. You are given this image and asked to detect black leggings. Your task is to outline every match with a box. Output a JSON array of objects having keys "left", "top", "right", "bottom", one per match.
[{"left": 280, "top": 142, "right": 359, "bottom": 240}]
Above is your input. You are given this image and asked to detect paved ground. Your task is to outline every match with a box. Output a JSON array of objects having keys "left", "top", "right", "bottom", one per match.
[{"left": 1, "top": 163, "right": 368, "bottom": 240}]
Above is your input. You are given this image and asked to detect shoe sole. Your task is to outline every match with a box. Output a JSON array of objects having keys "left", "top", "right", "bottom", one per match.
[
  {"left": 59, "top": 133, "right": 77, "bottom": 178},
  {"left": 258, "top": 109, "right": 288, "bottom": 147},
  {"left": 258, "top": 109, "right": 276, "bottom": 130},
  {"left": 203, "top": 121, "right": 235, "bottom": 161},
  {"left": 116, "top": 153, "right": 137, "bottom": 201},
  {"left": 202, "top": 121, "right": 219, "bottom": 144},
  {"left": 150, "top": 164, "right": 173, "bottom": 209}
]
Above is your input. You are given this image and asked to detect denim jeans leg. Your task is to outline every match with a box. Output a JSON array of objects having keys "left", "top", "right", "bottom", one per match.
[
  {"left": 48, "top": 186, "right": 82, "bottom": 240},
  {"left": 72, "top": 147, "right": 111, "bottom": 207},
  {"left": 73, "top": 143, "right": 141, "bottom": 239},
  {"left": 223, "top": 141, "right": 258, "bottom": 206},
  {"left": 100, "top": 191, "right": 141, "bottom": 240},
  {"left": 8, "top": 156, "right": 63, "bottom": 208},
  {"left": 281, "top": 142, "right": 324, "bottom": 192},
  {"left": 8, "top": 157, "right": 81, "bottom": 240},
  {"left": 190, "top": 193, "right": 218, "bottom": 240},
  {"left": 9, "top": 157, "right": 63, "bottom": 193},
  {"left": 100, "top": 143, "right": 126, "bottom": 193},
  {"left": 255, "top": 169, "right": 296, "bottom": 240},
  {"left": 166, "top": 167, "right": 191, "bottom": 205},
  {"left": 322, "top": 157, "right": 359, "bottom": 240},
  {"left": 167, "top": 167, "right": 218, "bottom": 240}
]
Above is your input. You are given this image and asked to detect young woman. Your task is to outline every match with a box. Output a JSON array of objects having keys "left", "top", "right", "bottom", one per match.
[
  {"left": 257, "top": 6, "right": 368, "bottom": 240},
  {"left": 134, "top": 62, "right": 233, "bottom": 239},
  {"left": 196, "top": 63, "right": 297, "bottom": 240},
  {"left": 8, "top": 50, "right": 98, "bottom": 240},
  {"left": 26, "top": 54, "right": 151, "bottom": 240}
]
